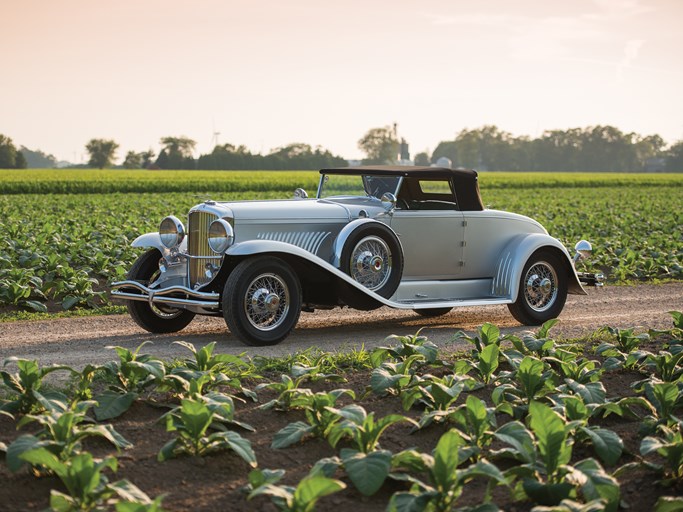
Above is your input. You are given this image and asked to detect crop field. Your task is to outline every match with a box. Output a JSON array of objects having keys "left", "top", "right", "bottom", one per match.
[
  {"left": 1, "top": 316, "right": 682, "bottom": 510},
  {"left": 0, "top": 170, "right": 681, "bottom": 313}
]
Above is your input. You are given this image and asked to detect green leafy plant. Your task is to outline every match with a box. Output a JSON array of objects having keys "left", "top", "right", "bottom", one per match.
[
  {"left": 0, "top": 357, "right": 74, "bottom": 414},
  {"left": 493, "top": 401, "right": 620, "bottom": 509},
  {"left": 596, "top": 327, "right": 651, "bottom": 370},
  {"left": 326, "top": 404, "right": 417, "bottom": 495},
  {"left": 5, "top": 393, "right": 131, "bottom": 473},
  {"left": 389, "top": 429, "right": 507, "bottom": 511},
  {"left": 454, "top": 343, "right": 500, "bottom": 385},
  {"left": 370, "top": 354, "right": 426, "bottom": 396},
  {"left": 158, "top": 398, "right": 256, "bottom": 466},
  {"left": 640, "top": 422, "right": 683, "bottom": 485},
  {"left": 246, "top": 468, "right": 346, "bottom": 512},
  {"left": 371, "top": 330, "right": 440, "bottom": 366},
  {"left": 19, "top": 449, "right": 162, "bottom": 512},
  {"left": 94, "top": 341, "right": 165, "bottom": 420},
  {"left": 271, "top": 388, "right": 355, "bottom": 449}
]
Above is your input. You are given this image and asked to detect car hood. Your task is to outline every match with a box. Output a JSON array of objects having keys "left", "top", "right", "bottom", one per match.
[{"left": 220, "top": 199, "right": 352, "bottom": 222}]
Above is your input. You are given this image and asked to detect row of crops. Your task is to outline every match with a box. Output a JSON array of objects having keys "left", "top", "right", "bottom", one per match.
[
  {"left": 0, "top": 170, "right": 681, "bottom": 313},
  {"left": 1, "top": 315, "right": 682, "bottom": 510}
]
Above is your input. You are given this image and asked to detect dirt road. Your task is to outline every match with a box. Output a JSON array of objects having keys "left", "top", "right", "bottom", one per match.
[{"left": 0, "top": 283, "right": 681, "bottom": 368}]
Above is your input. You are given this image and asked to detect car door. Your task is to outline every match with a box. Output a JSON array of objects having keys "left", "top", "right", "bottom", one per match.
[{"left": 389, "top": 177, "right": 465, "bottom": 279}]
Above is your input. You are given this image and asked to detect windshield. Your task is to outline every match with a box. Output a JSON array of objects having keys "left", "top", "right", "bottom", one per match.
[{"left": 318, "top": 174, "right": 402, "bottom": 200}]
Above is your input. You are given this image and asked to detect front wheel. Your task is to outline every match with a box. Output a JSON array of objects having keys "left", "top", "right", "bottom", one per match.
[
  {"left": 507, "top": 250, "right": 568, "bottom": 325},
  {"left": 126, "top": 249, "right": 196, "bottom": 333},
  {"left": 223, "top": 256, "right": 302, "bottom": 346}
]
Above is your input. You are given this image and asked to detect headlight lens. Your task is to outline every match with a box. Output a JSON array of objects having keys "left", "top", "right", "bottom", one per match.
[
  {"left": 208, "top": 219, "right": 234, "bottom": 254},
  {"left": 159, "top": 216, "right": 185, "bottom": 249}
]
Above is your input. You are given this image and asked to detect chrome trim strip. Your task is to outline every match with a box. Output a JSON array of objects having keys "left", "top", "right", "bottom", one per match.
[{"left": 256, "top": 231, "right": 331, "bottom": 255}]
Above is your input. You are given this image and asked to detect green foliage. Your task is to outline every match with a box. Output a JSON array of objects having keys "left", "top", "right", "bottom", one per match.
[
  {"left": 271, "top": 388, "right": 355, "bottom": 449},
  {"left": 85, "top": 138, "right": 119, "bottom": 169},
  {"left": 94, "top": 342, "right": 166, "bottom": 420},
  {"left": 389, "top": 429, "right": 507, "bottom": 511},
  {"left": 247, "top": 468, "right": 346, "bottom": 511},
  {"left": 6, "top": 394, "right": 131, "bottom": 473},
  {"left": 19, "top": 449, "right": 163, "bottom": 512},
  {"left": 0, "top": 357, "right": 74, "bottom": 414},
  {"left": 158, "top": 398, "right": 256, "bottom": 465},
  {"left": 641, "top": 422, "right": 683, "bottom": 484}
]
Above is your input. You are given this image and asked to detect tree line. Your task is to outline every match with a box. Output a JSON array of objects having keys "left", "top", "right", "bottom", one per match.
[{"left": 1, "top": 125, "right": 682, "bottom": 171}]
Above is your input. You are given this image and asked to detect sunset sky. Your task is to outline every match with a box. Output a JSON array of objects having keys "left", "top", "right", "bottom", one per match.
[{"left": 3, "top": 0, "right": 682, "bottom": 163}]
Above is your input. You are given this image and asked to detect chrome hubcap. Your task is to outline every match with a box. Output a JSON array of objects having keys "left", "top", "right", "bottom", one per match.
[
  {"left": 523, "top": 262, "right": 558, "bottom": 312},
  {"left": 350, "top": 236, "right": 392, "bottom": 291},
  {"left": 244, "top": 273, "right": 290, "bottom": 331}
]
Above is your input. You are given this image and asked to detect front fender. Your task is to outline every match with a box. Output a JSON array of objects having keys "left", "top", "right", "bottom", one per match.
[
  {"left": 492, "top": 233, "right": 586, "bottom": 300},
  {"left": 131, "top": 232, "right": 188, "bottom": 259},
  {"left": 226, "top": 239, "right": 391, "bottom": 305}
]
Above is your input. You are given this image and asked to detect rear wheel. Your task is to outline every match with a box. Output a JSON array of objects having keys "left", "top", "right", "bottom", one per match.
[
  {"left": 508, "top": 250, "right": 567, "bottom": 325},
  {"left": 126, "top": 249, "right": 195, "bottom": 333},
  {"left": 414, "top": 307, "right": 452, "bottom": 318},
  {"left": 223, "top": 256, "right": 302, "bottom": 346}
]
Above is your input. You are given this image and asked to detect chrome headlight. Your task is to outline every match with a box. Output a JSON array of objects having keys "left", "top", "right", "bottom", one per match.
[
  {"left": 159, "top": 216, "right": 185, "bottom": 249},
  {"left": 208, "top": 219, "right": 234, "bottom": 254}
]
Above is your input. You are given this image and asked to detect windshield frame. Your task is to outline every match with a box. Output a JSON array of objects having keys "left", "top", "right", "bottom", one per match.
[{"left": 317, "top": 173, "right": 403, "bottom": 201}]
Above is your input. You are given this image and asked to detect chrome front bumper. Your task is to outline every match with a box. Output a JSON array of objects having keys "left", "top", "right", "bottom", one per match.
[
  {"left": 577, "top": 272, "right": 605, "bottom": 287},
  {"left": 111, "top": 280, "right": 221, "bottom": 309}
]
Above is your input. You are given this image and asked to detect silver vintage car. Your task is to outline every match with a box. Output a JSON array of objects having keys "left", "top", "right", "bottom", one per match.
[{"left": 111, "top": 166, "right": 603, "bottom": 346}]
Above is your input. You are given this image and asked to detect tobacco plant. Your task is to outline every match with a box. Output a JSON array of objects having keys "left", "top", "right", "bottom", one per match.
[
  {"left": 371, "top": 330, "right": 440, "bottom": 366},
  {"left": 325, "top": 404, "right": 417, "bottom": 495},
  {"left": 246, "top": 468, "right": 346, "bottom": 511},
  {"left": 158, "top": 398, "right": 256, "bottom": 465},
  {"left": 94, "top": 341, "right": 166, "bottom": 420},
  {"left": 389, "top": 429, "right": 507, "bottom": 512},
  {"left": 596, "top": 327, "right": 651, "bottom": 370},
  {"left": 0, "top": 357, "right": 74, "bottom": 414},
  {"left": 5, "top": 393, "right": 131, "bottom": 473},
  {"left": 492, "top": 401, "right": 620, "bottom": 510},
  {"left": 271, "top": 388, "right": 355, "bottom": 449},
  {"left": 19, "top": 449, "right": 163, "bottom": 512},
  {"left": 640, "top": 422, "right": 683, "bottom": 484}
]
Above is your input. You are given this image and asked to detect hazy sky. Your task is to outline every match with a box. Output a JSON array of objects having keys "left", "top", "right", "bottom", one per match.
[{"left": 3, "top": 0, "right": 682, "bottom": 163}]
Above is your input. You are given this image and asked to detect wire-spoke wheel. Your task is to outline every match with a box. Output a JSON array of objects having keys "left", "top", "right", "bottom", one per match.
[
  {"left": 350, "top": 236, "right": 392, "bottom": 291},
  {"left": 508, "top": 250, "right": 568, "bottom": 325},
  {"left": 339, "top": 223, "right": 403, "bottom": 307},
  {"left": 126, "top": 249, "right": 196, "bottom": 333},
  {"left": 223, "top": 256, "right": 301, "bottom": 346}
]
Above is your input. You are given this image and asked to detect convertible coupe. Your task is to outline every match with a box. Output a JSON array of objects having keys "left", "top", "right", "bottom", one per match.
[{"left": 111, "top": 166, "right": 603, "bottom": 345}]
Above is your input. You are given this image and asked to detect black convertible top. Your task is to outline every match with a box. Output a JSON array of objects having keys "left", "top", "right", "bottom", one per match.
[{"left": 319, "top": 165, "right": 484, "bottom": 211}]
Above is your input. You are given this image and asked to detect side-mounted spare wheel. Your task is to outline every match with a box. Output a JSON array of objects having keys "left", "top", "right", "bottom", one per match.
[
  {"left": 126, "top": 249, "right": 196, "bottom": 333},
  {"left": 222, "top": 256, "right": 302, "bottom": 346},
  {"left": 338, "top": 222, "right": 403, "bottom": 309},
  {"left": 508, "top": 249, "right": 568, "bottom": 325}
]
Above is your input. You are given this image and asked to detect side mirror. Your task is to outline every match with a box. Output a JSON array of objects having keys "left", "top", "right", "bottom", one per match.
[
  {"left": 293, "top": 188, "right": 308, "bottom": 199},
  {"left": 380, "top": 192, "right": 397, "bottom": 211},
  {"left": 573, "top": 240, "right": 592, "bottom": 263}
]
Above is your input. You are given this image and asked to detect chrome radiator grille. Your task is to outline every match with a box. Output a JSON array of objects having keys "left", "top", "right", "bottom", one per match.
[{"left": 188, "top": 210, "right": 222, "bottom": 288}]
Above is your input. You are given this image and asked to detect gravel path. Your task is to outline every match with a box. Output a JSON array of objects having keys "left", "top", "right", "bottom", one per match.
[{"left": 0, "top": 282, "right": 681, "bottom": 368}]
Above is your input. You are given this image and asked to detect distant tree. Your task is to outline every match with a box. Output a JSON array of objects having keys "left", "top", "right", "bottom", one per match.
[
  {"left": 413, "top": 151, "right": 430, "bottom": 166},
  {"left": 122, "top": 149, "right": 155, "bottom": 169},
  {"left": 19, "top": 146, "right": 57, "bottom": 168},
  {"left": 431, "top": 140, "right": 457, "bottom": 166},
  {"left": 196, "top": 142, "right": 345, "bottom": 170},
  {"left": 0, "top": 134, "right": 26, "bottom": 168},
  {"left": 358, "top": 126, "right": 399, "bottom": 164},
  {"left": 85, "top": 139, "right": 119, "bottom": 169},
  {"left": 123, "top": 151, "right": 143, "bottom": 169},
  {"left": 158, "top": 136, "right": 196, "bottom": 169},
  {"left": 665, "top": 141, "right": 683, "bottom": 172}
]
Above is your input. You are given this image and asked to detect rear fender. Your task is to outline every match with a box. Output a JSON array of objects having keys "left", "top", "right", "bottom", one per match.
[{"left": 492, "top": 233, "right": 586, "bottom": 300}]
